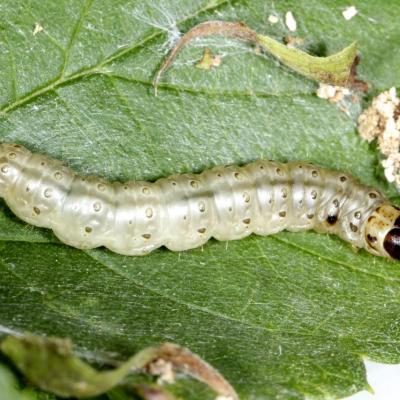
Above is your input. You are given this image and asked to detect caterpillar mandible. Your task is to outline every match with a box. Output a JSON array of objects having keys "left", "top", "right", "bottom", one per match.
[{"left": 1, "top": 143, "right": 400, "bottom": 260}]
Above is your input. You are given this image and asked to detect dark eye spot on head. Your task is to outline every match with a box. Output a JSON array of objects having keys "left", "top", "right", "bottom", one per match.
[
  {"left": 327, "top": 215, "right": 337, "bottom": 225},
  {"left": 395, "top": 216, "right": 400, "bottom": 227},
  {"left": 384, "top": 228, "right": 400, "bottom": 260},
  {"left": 367, "top": 234, "right": 377, "bottom": 244}
]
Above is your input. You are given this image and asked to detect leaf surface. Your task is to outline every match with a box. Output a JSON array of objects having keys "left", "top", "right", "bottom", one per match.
[{"left": 0, "top": 361, "right": 56, "bottom": 400}]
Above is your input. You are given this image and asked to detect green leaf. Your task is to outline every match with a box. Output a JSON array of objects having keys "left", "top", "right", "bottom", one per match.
[
  {"left": 0, "top": 360, "right": 55, "bottom": 400},
  {"left": 255, "top": 36, "right": 358, "bottom": 87},
  {"left": 0, "top": 1, "right": 400, "bottom": 399}
]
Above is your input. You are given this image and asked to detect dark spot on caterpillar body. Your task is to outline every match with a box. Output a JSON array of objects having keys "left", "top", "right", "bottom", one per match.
[
  {"left": 384, "top": 228, "right": 400, "bottom": 260},
  {"left": 395, "top": 216, "right": 400, "bottom": 227},
  {"left": 349, "top": 222, "right": 358, "bottom": 232},
  {"left": 327, "top": 215, "right": 337, "bottom": 225}
]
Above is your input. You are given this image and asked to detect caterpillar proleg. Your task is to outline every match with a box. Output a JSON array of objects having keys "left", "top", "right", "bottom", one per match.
[{"left": 1, "top": 143, "right": 399, "bottom": 259}]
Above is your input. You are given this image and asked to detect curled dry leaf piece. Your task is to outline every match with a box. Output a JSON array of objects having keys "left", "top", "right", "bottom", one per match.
[
  {"left": 1, "top": 334, "right": 238, "bottom": 400},
  {"left": 358, "top": 87, "right": 400, "bottom": 188},
  {"left": 153, "top": 20, "right": 363, "bottom": 94},
  {"left": 153, "top": 21, "right": 257, "bottom": 94}
]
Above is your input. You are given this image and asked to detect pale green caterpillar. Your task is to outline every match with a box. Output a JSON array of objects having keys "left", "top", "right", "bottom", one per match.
[{"left": 0, "top": 143, "right": 399, "bottom": 259}]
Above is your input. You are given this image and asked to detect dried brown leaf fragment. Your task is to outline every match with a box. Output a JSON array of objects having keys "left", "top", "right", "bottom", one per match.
[{"left": 153, "top": 20, "right": 363, "bottom": 94}]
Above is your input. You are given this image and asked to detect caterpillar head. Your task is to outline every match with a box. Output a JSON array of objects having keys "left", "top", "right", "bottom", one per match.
[{"left": 364, "top": 203, "right": 400, "bottom": 260}]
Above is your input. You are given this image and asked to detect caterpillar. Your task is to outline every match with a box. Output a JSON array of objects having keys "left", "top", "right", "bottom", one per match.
[{"left": 0, "top": 143, "right": 399, "bottom": 260}]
